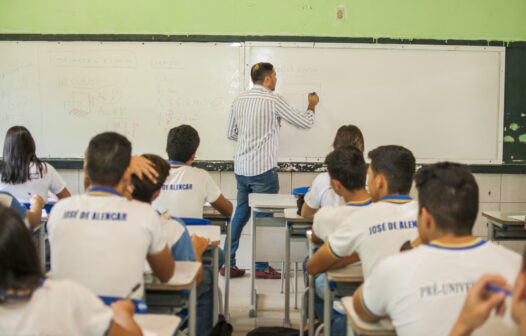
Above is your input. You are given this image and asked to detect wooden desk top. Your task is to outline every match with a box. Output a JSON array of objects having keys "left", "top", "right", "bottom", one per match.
[
  {"left": 284, "top": 208, "right": 313, "bottom": 223},
  {"left": 144, "top": 261, "right": 200, "bottom": 291},
  {"left": 342, "top": 296, "right": 395, "bottom": 336},
  {"left": 187, "top": 225, "right": 221, "bottom": 246},
  {"left": 248, "top": 193, "right": 297, "bottom": 209},
  {"left": 327, "top": 263, "right": 364, "bottom": 283},
  {"left": 482, "top": 211, "right": 526, "bottom": 226},
  {"left": 135, "top": 314, "right": 181, "bottom": 336}
]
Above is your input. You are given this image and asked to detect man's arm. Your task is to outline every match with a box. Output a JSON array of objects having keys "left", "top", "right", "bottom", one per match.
[
  {"left": 306, "top": 242, "right": 341, "bottom": 275},
  {"left": 327, "top": 252, "right": 360, "bottom": 270},
  {"left": 226, "top": 108, "right": 238, "bottom": 141},
  {"left": 353, "top": 285, "right": 383, "bottom": 323},
  {"left": 211, "top": 194, "right": 233, "bottom": 217},
  {"left": 273, "top": 93, "right": 317, "bottom": 129},
  {"left": 147, "top": 245, "right": 175, "bottom": 282}
]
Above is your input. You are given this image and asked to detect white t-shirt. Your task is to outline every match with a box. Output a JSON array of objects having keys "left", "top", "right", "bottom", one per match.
[
  {"left": 312, "top": 198, "right": 372, "bottom": 242},
  {"left": 152, "top": 163, "right": 222, "bottom": 219},
  {"left": 0, "top": 278, "right": 113, "bottom": 336},
  {"left": 304, "top": 172, "right": 344, "bottom": 209},
  {"left": 362, "top": 239, "right": 521, "bottom": 336},
  {"left": 48, "top": 187, "right": 167, "bottom": 299},
  {"left": 0, "top": 162, "right": 66, "bottom": 203},
  {"left": 328, "top": 195, "right": 418, "bottom": 278}
]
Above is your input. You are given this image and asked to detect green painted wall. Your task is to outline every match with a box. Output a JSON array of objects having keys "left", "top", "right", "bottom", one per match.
[{"left": 0, "top": 0, "right": 525, "bottom": 41}]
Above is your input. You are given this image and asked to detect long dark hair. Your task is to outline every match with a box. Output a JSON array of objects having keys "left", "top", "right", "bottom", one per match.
[
  {"left": 0, "top": 126, "right": 45, "bottom": 184},
  {"left": 0, "top": 205, "right": 44, "bottom": 300}
]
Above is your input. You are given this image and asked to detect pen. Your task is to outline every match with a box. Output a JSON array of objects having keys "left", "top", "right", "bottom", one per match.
[
  {"left": 486, "top": 284, "right": 512, "bottom": 297},
  {"left": 125, "top": 283, "right": 141, "bottom": 299}
]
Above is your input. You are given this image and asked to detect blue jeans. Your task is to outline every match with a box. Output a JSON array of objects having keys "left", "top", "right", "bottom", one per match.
[{"left": 225, "top": 168, "right": 279, "bottom": 271}]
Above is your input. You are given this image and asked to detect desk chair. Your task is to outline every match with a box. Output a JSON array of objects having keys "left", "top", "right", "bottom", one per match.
[
  {"left": 179, "top": 217, "right": 212, "bottom": 226},
  {"left": 99, "top": 296, "right": 148, "bottom": 314}
]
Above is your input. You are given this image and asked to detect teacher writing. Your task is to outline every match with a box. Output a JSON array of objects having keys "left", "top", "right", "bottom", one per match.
[{"left": 223, "top": 62, "right": 320, "bottom": 279}]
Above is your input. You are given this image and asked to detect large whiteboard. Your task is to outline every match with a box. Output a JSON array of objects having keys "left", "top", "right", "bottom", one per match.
[{"left": 0, "top": 41, "right": 504, "bottom": 163}]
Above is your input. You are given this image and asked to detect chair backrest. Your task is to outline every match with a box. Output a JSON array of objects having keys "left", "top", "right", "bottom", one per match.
[
  {"left": 291, "top": 186, "right": 309, "bottom": 196},
  {"left": 23, "top": 203, "right": 55, "bottom": 213},
  {"left": 179, "top": 217, "right": 212, "bottom": 226},
  {"left": 98, "top": 296, "right": 148, "bottom": 314}
]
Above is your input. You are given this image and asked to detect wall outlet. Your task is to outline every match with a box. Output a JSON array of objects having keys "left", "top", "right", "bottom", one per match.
[{"left": 336, "top": 6, "right": 345, "bottom": 22}]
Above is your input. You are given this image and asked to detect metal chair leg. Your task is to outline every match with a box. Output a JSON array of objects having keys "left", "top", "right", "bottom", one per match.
[
  {"left": 280, "top": 261, "right": 285, "bottom": 294},
  {"left": 294, "top": 262, "right": 298, "bottom": 309}
]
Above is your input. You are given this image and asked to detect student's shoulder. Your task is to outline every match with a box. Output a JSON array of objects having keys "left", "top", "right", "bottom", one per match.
[
  {"left": 311, "top": 172, "right": 330, "bottom": 187},
  {"left": 375, "top": 246, "right": 426, "bottom": 275}
]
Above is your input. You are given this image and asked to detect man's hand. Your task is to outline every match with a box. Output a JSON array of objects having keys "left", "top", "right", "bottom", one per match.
[
  {"left": 130, "top": 156, "right": 158, "bottom": 184},
  {"left": 191, "top": 234, "right": 210, "bottom": 258},
  {"left": 307, "top": 92, "right": 320, "bottom": 111},
  {"left": 450, "top": 274, "right": 509, "bottom": 336}
]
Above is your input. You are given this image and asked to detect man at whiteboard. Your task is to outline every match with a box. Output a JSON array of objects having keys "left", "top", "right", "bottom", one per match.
[{"left": 224, "top": 62, "right": 320, "bottom": 279}]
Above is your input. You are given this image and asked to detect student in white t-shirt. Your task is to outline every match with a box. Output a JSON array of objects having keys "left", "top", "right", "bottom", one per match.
[
  {"left": 307, "top": 145, "right": 418, "bottom": 279},
  {"left": 0, "top": 205, "right": 142, "bottom": 336},
  {"left": 353, "top": 162, "right": 521, "bottom": 336},
  {"left": 0, "top": 126, "right": 71, "bottom": 203},
  {"left": 48, "top": 132, "right": 174, "bottom": 300},
  {"left": 301, "top": 125, "right": 365, "bottom": 219},
  {"left": 152, "top": 124, "right": 232, "bottom": 219}
]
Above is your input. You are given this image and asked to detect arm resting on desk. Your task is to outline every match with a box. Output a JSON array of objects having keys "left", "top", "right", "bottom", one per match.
[
  {"left": 301, "top": 202, "right": 318, "bottom": 219},
  {"left": 211, "top": 194, "right": 233, "bottom": 217},
  {"left": 108, "top": 300, "right": 142, "bottom": 336},
  {"left": 147, "top": 245, "right": 175, "bottom": 282},
  {"left": 353, "top": 286, "right": 383, "bottom": 323},
  {"left": 327, "top": 252, "right": 360, "bottom": 270},
  {"left": 306, "top": 242, "right": 342, "bottom": 275}
]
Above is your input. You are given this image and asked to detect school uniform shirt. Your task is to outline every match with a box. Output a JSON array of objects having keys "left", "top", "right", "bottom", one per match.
[
  {"left": 48, "top": 187, "right": 167, "bottom": 300},
  {"left": 0, "top": 278, "right": 113, "bottom": 336},
  {"left": 0, "top": 191, "right": 28, "bottom": 222},
  {"left": 312, "top": 198, "right": 372, "bottom": 242},
  {"left": 152, "top": 162, "right": 222, "bottom": 219},
  {"left": 0, "top": 162, "right": 66, "bottom": 203},
  {"left": 328, "top": 195, "right": 418, "bottom": 278},
  {"left": 304, "top": 172, "right": 344, "bottom": 210},
  {"left": 361, "top": 239, "right": 521, "bottom": 336}
]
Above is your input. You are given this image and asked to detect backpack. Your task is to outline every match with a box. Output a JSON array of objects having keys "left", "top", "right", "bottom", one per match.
[
  {"left": 208, "top": 314, "right": 233, "bottom": 336},
  {"left": 247, "top": 327, "right": 299, "bottom": 336}
]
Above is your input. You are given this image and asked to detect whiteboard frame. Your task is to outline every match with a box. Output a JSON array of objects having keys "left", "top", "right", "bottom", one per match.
[{"left": 245, "top": 41, "right": 506, "bottom": 164}]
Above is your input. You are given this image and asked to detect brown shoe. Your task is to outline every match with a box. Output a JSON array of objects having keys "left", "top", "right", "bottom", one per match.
[
  {"left": 220, "top": 266, "right": 246, "bottom": 278},
  {"left": 255, "top": 266, "right": 281, "bottom": 279}
]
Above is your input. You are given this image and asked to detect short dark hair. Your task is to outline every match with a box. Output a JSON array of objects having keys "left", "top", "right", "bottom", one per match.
[
  {"left": 368, "top": 145, "right": 415, "bottom": 195},
  {"left": 0, "top": 204, "right": 43, "bottom": 298},
  {"left": 251, "top": 62, "right": 274, "bottom": 84},
  {"left": 333, "top": 125, "right": 364, "bottom": 152},
  {"left": 326, "top": 145, "right": 367, "bottom": 192},
  {"left": 415, "top": 162, "right": 478, "bottom": 235},
  {"left": 131, "top": 154, "right": 170, "bottom": 203},
  {"left": 1, "top": 126, "right": 46, "bottom": 184},
  {"left": 87, "top": 132, "right": 131, "bottom": 187},
  {"left": 167, "top": 125, "right": 200, "bottom": 163}
]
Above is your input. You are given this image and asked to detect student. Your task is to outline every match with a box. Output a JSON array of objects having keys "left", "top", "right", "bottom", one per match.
[
  {"left": 352, "top": 162, "right": 521, "bottom": 336},
  {"left": 306, "top": 145, "right": 418, "bottom": 279},
  {"left": 130, "top": 153, "right": 217, "bottom": 336},
  {"left": 0, "top": 126, "right": 71, "bottom": 203},
  {"left": 152, "top": 124, "right": 232, "bottom": 219},
  {"left": 0, "top": 205, "right": 142, "bottom": 336},
  {"left": 48, "top": 132, "right": 174, "bottom": 300},
  {"left": 0, "top": 190, "right": 44, "bottom": 228},
  {"left": 301, "top": 125, "right": 365, "bottom": 219}
]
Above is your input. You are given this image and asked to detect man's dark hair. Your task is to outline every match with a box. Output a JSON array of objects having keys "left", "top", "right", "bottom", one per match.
[
  {"left": 415, "top": 162, "right": 478, "bottom": 236},
  {"left": 325, "top": 145, "right": 367, "bottom": 192},
  {"left": 87, "top": 132, "right": 131, "bottom": 187},
  {"left": 332, "top": 125, "right": 364, "bottom": 152},
  {"left": 167, "top": 125, "right": 200, "bottom": 163},
  {"left": 368, "top": 145, "right": 415, "bottom": 195},
  {"left": 251, "top": 62, "right": 274, "bottom": 84},
  {"left": 131, "top": 154, "right": 170, "bottom": 203},
  {"left": 0, "top": 205, "right": 43, "bottom": 297}
]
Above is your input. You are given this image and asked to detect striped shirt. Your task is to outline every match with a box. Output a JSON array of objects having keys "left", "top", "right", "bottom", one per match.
[{"left": 227, "top": 85, "right": 315, "bottom": 176}]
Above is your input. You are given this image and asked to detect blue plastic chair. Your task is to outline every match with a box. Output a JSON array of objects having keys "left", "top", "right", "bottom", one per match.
[
  {"left": 99, "top": 296, "right": 148, "bottom": 314},
  {"left": 23, "top": 202, "right": 55, "bottom": 214},
  {"left": 179, "top": 217, "right": 212, "bottom": 226},
  {"left": 292, "top": 186, "right": 309, "bottom": 196}
]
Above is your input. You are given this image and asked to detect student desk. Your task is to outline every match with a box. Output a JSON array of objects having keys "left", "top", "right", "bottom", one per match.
[
  {"left": 283, "top": 208, "right": 313, "bottom": 327},
  {"left": 187, "top": 224, "right": 222, "bottom": 324},
  {"left": 303, "top": 230, "right": 322, "bottom": 336},
  {"left": 144, "top": 261, "right": 200, "bottom": 336},
  {"left": 324, "top": 263, "right": 364, "bottom": 336},
  {"left": 203, "top": 205, "right": 232, "bottom": 321},
  {"left": 247, "top": 193, "right": 297, "bottom": 318},
  {"left": 482, "top": 211, "right": 526, "bottom": 240},
  {"left": 135, "top": 314, "right": 182, "bottom": 336},
  {"left": 341, "top": 296, "right": 395, "bottom": 336}
]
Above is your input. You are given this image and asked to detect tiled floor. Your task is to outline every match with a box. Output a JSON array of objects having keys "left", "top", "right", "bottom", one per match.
[{"left": 219, "top": 269, "right": 306, "bottom": 335}]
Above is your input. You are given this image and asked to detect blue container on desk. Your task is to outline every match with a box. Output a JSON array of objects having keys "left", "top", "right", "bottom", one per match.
[
  {"left": 99, "top": 296, "right": 148, "bottom": 314},
  {"left": 23, "top": 203, "right": 55, "bottom": 214}
]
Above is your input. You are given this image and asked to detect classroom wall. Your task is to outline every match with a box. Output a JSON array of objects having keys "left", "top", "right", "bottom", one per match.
[{"left": 1, "top": 0, "right": 525, "bottom": 41}]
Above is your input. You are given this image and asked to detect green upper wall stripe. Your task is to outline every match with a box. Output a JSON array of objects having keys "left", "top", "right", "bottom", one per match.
[{"left": 1, "top": 0, "right": 525, "bottom": 41}]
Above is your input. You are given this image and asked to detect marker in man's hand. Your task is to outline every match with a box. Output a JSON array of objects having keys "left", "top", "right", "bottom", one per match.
[
  {"left": 311, "top": 92, "right": 316, "bottom": 96},
  {"left": 486, "top": 284, "right": 512, "bottom": 297}
]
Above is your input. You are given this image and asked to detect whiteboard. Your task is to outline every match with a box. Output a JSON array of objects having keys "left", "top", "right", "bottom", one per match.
[
  {"left": 0, "top": 41, "right": 242, "bottom": 159},
  {"left": 0, "top": 41, "right": 504, "bottom": 163},
  {"left": 247, "top": 42, "right": 505, "bottom": 163}
]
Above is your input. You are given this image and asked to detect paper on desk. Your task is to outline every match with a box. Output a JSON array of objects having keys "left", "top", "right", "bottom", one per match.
[{"left": 508, "top": 215, "right": 526, "bottom": 221}]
